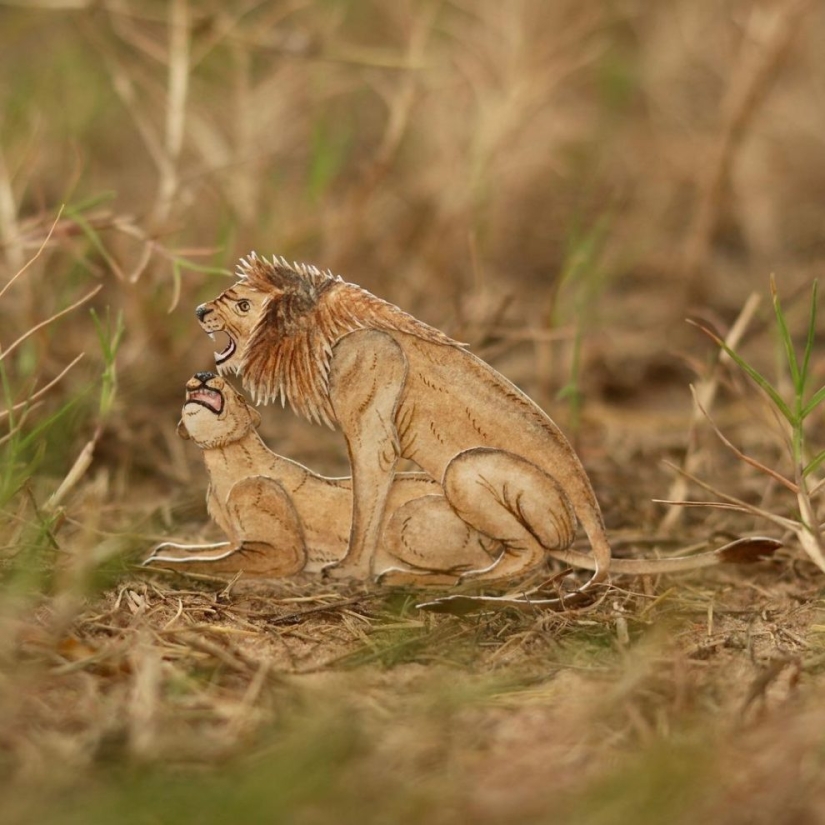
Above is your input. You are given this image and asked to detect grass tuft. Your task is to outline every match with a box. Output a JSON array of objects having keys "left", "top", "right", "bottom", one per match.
[{"left": 677, "top": 277, "right": 825, "bottom": 571}]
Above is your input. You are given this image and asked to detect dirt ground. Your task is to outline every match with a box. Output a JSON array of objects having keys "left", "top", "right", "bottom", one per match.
[{"left": 2, "top": 2, "right": 825, "bottom": 823}]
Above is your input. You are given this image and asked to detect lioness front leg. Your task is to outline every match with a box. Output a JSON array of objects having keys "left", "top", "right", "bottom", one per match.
[
  {"left": 325, "top": 329, "right": 407, "bottom": 579},
  {"left": 144, "top": 540, "right": 233, "bottom": 567},
  {"left": 146, "top": 477, "right": 307, "bottom": 577},
  {"left": 442, "top": 447, "right": 578, "bottom": 583},
  {"left": 224, "top": 476, "right": 308, "bottom": 576}
]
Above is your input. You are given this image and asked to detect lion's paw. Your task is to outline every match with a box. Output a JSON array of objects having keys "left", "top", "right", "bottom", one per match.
[{"left": 321, "top": 560, "right": 372, "bottom": 581}]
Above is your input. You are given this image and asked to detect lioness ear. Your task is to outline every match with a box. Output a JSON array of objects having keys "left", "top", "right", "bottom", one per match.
[
  {"left": 248, "top": 405, "right": 262, "bottom": 429},
  {"left": 176, "top": 419, "right": 191, "bottom": 440}
]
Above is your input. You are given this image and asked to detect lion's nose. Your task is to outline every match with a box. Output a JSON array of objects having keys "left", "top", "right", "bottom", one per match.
[
  {"left": 194, "top": 371, "right": 216, "bottom": 384},
  {"left": 196, "top": 304, "right": 212, "bottom": 321}
]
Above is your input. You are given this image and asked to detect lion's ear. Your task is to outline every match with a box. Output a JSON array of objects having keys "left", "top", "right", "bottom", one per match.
[
  {"left": 248, "top": 405, "right": 262, "bottom": 429},
  {"left": 176, "top": 419, "right": 191, "bottom": 440}
]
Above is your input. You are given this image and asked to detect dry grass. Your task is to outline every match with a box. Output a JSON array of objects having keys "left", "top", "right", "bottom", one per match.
[{"left": 1, "top": 1, "right": 825, "bottom": 822}]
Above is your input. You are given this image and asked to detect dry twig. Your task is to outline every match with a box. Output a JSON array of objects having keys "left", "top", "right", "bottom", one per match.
[{"left": 660, "top": 292, "right": 761, "bottom": 530}]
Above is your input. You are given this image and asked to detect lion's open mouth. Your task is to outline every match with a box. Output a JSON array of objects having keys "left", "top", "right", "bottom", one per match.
[
  {"left": 209, "top": 331, "right": 236, "bottom": 365},
  {"left": 186, "top": 386, "right": 224, "bottom": 414}
]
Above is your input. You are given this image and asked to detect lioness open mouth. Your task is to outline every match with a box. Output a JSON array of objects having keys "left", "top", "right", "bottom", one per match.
[
  {"left": 209, "top": 331, "right": 236, "bottom": 365},
  {"left": 186, "top": 386, "right": 224, "bottom": 414}
]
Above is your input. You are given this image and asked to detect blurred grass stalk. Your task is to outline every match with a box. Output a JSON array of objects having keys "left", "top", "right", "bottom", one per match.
[
  {"left": 42, "top": 306, "right": 124, "bottom": 514},
  {"left": 553, "top": 215, "right": 610, "bottom": 434},
  {"left": 0, "top": 211, "right": 119, "bottom": 608},
  {"left": 660, "top": 292, "right": 762, "bottom": 531}
]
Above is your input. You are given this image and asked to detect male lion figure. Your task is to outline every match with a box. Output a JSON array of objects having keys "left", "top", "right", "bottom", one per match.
[
  {"left": 194, "top": 253, "right": 777, "bottom": 596},
  {"left": 145, "top": 372, "right": 500, "bottom": 581}
]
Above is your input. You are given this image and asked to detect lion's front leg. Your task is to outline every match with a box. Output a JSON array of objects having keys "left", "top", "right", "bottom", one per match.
[{"left": 325, "top": 329, "right": 407, "bottom": 579}]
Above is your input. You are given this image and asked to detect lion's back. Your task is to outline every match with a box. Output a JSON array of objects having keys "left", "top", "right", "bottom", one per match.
[{"left": 389, "top": 332, "right": 576, "bottom": 472}]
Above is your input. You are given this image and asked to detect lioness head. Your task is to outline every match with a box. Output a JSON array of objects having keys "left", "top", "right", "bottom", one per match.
[{"left": 177, "top": 372, "right": 261, "bottom": 449}]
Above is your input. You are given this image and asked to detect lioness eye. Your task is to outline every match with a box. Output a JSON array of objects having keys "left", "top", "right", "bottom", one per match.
[{"left": 237, "top": 300, "right": 251, "bottom": 313}]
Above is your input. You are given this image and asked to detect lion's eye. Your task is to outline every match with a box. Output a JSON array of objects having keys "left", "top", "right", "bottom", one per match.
[{"left": 236, "top": 300, "right": 251, "bottom": 313}]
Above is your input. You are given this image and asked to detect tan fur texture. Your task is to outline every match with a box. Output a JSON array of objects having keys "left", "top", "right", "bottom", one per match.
[{"left": 194, "top": 255, "right": 778, "bottom": 599}]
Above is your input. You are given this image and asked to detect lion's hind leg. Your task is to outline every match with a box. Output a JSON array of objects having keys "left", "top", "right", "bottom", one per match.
[{"left": 442, "top": 447, "right": 577, "bottom": 584}]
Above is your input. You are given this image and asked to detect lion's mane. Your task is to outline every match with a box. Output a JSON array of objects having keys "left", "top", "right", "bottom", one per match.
[{"left": 235, "top": 254, "right": 462, "bottom": 428}]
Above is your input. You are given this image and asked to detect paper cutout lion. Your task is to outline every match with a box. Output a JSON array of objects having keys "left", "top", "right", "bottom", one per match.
[{"left": 188, "top": 254, "right": 777, "bottom": 600}]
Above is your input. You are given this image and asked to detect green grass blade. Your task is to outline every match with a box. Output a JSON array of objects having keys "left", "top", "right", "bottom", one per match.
[
  {"left": 168, "top": 255, "right": 232, "bottom": 277},
  {"left": 90, "top": 308, "right": 124, "bottom": 419},
  {"left": 804, "top": 447, "right": 825, "bottom": 478},
  {"left": 90, "top": 307, "right": 125, "bottom": 364},
  {"left": 800, "top": 279, "right": 818, "bottom": 397},
  {"left": 64, "top": 206, "right": 122, "bottom": 277},
  {"left": 802, "top": 383, "right": 825, "bottom": 420},
  {"left": 690, "top": 319, "right": 794, "bottom": 423},
  {"left": 64, "top": 191, "right": 116, "bottom": 214},
  {"left": 16, "top": 392, "right": 85, "bottom": 451},
  {"left": 770, "top": 275, "right": 802, "bottom": 394}
]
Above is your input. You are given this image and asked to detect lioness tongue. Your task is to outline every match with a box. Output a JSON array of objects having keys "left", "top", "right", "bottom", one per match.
[{"left": 189, "top": 388, "right": 222, "bottom": 412}]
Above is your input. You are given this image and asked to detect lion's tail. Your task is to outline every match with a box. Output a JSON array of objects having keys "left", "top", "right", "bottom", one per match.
[
  {"left": 567, "top": 477, "right": 613, "bottom": 586},
  {"left": 416, "top": 537, "right": 780, "bottom": 615},
  {"left": 547, "top": 536, "right": 780, "bottom": 575}
]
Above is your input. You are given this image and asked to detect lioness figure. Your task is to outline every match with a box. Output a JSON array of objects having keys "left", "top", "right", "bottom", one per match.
[
  {"left": 145, "top": 372, "right": 501, "bottom": 580},
  {"left": 194, "top": 254, "right": 775, "bottom": 592}
]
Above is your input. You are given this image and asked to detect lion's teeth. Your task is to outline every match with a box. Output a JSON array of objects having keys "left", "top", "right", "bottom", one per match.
[{"left": 208, "top": 332, "right": 216, "bottom": 341}]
